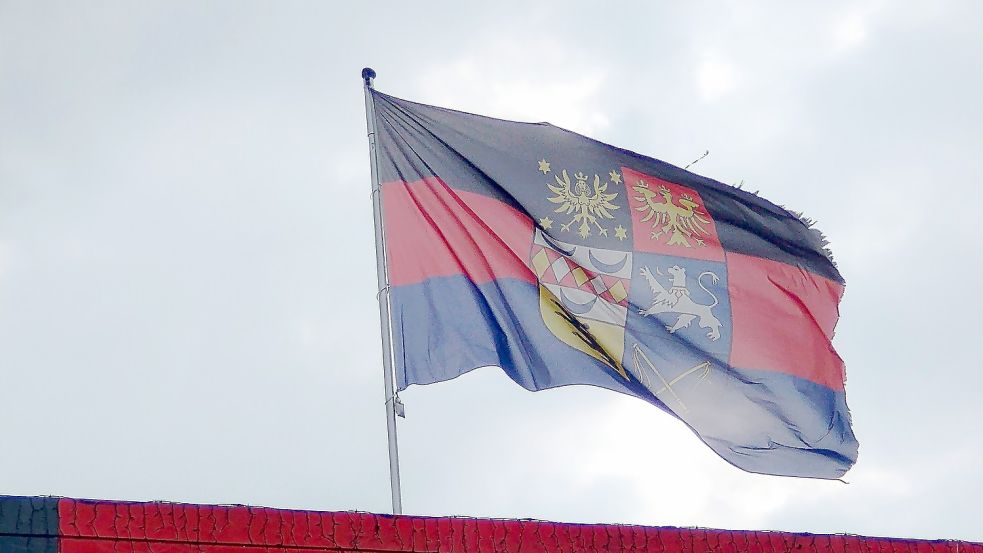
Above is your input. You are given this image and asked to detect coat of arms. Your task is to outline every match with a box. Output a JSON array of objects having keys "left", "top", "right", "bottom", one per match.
[{"left": 529, "top": 160, "right": 729, "bottom": 402}]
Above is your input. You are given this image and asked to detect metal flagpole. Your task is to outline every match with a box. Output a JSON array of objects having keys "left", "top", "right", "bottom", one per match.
[{"left": 361, "top": 67, "right": 403, "bottom": 515}]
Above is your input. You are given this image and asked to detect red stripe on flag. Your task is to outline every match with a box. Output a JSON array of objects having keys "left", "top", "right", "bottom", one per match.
[
  {"left": 727, "top": 252, "right": 846, "bottom": 391},
  {"left": 383, "top": 178, "right": 536, "bottom": 286}
]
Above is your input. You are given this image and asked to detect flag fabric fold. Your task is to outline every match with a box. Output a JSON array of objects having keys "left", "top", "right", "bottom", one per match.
[{"left": 370, "top": 89, "right": 857, "bottom": 479}]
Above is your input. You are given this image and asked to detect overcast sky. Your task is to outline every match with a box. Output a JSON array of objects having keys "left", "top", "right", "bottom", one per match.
[{"left": 2, "top": 0, "right": 982, "bottom": 543}]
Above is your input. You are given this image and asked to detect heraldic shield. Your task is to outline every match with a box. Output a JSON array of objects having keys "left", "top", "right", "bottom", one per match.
[{"left": 528, "top": 165, "right": 734, "bottom": 416}]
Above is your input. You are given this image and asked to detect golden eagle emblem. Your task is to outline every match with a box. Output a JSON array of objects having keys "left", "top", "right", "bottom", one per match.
[
  {"left": 546, "top": 170, "right": 620, "bottom": 239},
  {"left": 633, "top": 180, "right": 712, "bottom": 248}
]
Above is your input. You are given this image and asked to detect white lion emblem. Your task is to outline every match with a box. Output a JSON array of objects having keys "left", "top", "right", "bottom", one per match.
[{"left": 639, "top": 265, "right": 722, "bottom": 341}]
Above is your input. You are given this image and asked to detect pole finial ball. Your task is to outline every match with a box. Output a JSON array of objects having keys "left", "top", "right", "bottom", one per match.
[{"left": 362, "top": 67, "right": 377, "bottom": 84}]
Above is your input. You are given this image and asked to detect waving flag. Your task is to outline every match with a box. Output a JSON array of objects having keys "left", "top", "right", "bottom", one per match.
[{"left": 370, "top": 89, "right": 857, "bottom": 478}]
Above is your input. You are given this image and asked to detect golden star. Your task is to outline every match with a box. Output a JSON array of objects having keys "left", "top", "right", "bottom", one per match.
[
  {"left": 539, "top": 216, "right": 553, "bottom": 230},
  {"left": 609, "top": 170, "right": 621, "bottom": 184},
  {"left": 614, "top": 225, "right": 628, "bottom": 241},
  {"left": 537, "top": 159, "right": 551, "bottom": 174}
]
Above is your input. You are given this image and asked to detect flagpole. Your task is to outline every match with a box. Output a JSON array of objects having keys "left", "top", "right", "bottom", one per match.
[{"left": 361, "top": 67, "right": 403, "bottom": 515}]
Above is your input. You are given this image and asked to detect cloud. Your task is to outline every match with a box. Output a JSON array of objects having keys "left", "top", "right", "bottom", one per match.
[
  {"left": 695, "top": 52, "right": 741, "bottom": 103},
  {"left": 832, "top": 16, "right": 867, "bottom": 51},
  {"left": 0, "top": 240, "right": 8, "bottom": 287},
  {"left": 416, "top": 38, "right": 610, "bottom": 136}
]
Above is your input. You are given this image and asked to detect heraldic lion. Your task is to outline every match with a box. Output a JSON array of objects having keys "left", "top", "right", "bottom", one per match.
[{"left": 639, "top": 265, "right": 722, "bottom": 341}]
